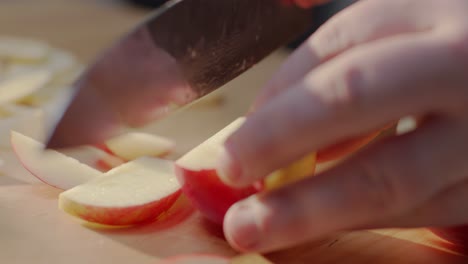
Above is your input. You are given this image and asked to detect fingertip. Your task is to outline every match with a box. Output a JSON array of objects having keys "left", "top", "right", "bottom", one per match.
[
  {"left": 216, "top": 146, "right": 245, "bottom": 187},
  {"left": 224, "top": 198, "right": 261, "bottom": 252}
]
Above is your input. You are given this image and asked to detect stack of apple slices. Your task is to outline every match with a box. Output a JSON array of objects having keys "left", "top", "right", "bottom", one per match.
[
  {"left": 11, "top": 131, "right": 183, "bottom": 226},
  {"left": 0, "top": 36, "right": 84, "bottom": 182},
  {"left": 0, "top": 36, "right": 183, "bottom": 183},
  {"left": 11, "top": 114, "right": 317, "bottom": 227},
  {"left": 11, "top": 114, "right": 385, "bottom": 227}
]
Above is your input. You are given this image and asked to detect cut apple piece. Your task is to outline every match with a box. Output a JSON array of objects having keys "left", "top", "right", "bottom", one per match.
[
  {"left": 175, "top": 117, "right": 258, "bottom": 225},
  {"left": 11, "top": 131, "right": 102, "bottom": 190},
  {"left": 19, "top": 67, "right": 83, "bottom": 107},
  {"left": 265, "top": 152, "right": 317, "bottom": 191},
  {"left": 0, "top": 36, "right": 50, "bottom": 63},
  {"left": 0, "top": 68, "right": 51, "bottom": 104},
  {"left": 59, "top": 157, "right": 182, "bottom": 226},
  {"left": 60, "top": 146, "right": 124, "bottom": 172},
  {"left": 104, "top": 132, "right": 175, "bottom": 160},
  {"left": 159, "top": 254, "right": 230, "bottom": 264},
  {"left": 0, "top": 150, "right": 43, "bottom": 184},
  {"left": 43, "top": 48, "right": 77, "bottom": 75},
  {"left": 176, "top": 117, "right": 318, "bottom": 225}
]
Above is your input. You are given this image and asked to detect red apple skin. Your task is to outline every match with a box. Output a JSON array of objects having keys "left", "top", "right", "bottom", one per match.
[
  {"left": 316, "top": 131, "right": 381, "bottom": 163},
  {"left": 61, "top": 189, "right": 182, "bottom": 226},
  {"left": 95, "top": 159, "right": 114, "bottom": 172},
  {"left": 159, "top": 254, "right": 230, "bottom": 264},
  {"left": 175, "top": 166, "right": 258, "bottom": 225},
  {"left": 93, "top": 143, "right": 114, "bottom": 155},
  {"left": 316, "top": 123, "right": 396, "bottom": 163},
  {"left": 430, "top": 226, "right": 468, "bottom": 249}
]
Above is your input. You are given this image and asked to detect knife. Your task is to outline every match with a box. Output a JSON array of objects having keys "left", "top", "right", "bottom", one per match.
[{"left": 45, "top": 0, "right": 314, "bottom": 149}]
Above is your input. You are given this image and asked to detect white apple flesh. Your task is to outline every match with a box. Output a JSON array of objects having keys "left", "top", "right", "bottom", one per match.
[
  {"left": 59, "top": 157, "right": 182, "bottom": 226},
  {"left": 104, "top": 132, "right": 175, "bottom": 160},
  {"left": 176, "top": 118, "right": 245, "bottom": 172},
  {"left": 0, "top": 36, "right": 51, "bottom": 63},
  {"left": 0, "top": 69, "right": 51, "bottom": 104},
  {"left": 10, "top": 131, "right": 102, "bottom": 190}
]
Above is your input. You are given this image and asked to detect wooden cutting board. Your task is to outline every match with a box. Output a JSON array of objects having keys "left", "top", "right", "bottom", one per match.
[
  {"left": 0, "top": 1, "right": 467, "bottom": 263},
  {"left": 0, "top": 185, "right": 466, "bottom": 264}
]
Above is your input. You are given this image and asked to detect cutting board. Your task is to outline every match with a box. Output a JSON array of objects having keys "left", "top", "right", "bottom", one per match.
[{"left": 0, "top": 1, "right": 467, "bottom": 263}]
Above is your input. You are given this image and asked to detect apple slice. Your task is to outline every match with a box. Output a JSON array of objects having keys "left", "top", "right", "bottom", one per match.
[
  {"left": 60, "top": 146, "right": 124, "bottom": 172},
  {"left": 19, "top": 68, "right": 83, "bottom": 107},
  {"left": 0, "top": 68, "right": 51, "bottom": 104},
  {"left": 0, "top": 150, "right": 43, "bottom": 184},
  {"left": 59, "top": 157, "right": 182, "bottom": 226},
  {"left": 43, "top": 48, "right": 77, "bottom": 76},
  {"left": 104, "top": 132, "right": 175, "bottom": 160},
  {"left": 264, "top": 152, "right": 317, "bottom": 190},
  {"left": 11, "top": 131, "right": 102, "bottom": 190},
  {"left": 175, "top": 118, "right": 259, "bottom": 225},
  {"left": 175, "top": 117, "right": 318, "bottom": 225},
  {"left": 0, "top": 36, "right": 50, "bottom": 63},
  {"left": 159, "top": 254, "right": 230, "bottom": 264}
]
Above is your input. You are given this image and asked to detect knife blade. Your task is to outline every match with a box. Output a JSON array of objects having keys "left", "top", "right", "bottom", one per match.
[{"left": 45, "top": 0, "right": 314, "bottom": 149}]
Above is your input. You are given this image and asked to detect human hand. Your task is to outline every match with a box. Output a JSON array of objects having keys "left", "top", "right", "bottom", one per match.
[{"left": 219, "top": 0, "right": 468, "bottom": 253}]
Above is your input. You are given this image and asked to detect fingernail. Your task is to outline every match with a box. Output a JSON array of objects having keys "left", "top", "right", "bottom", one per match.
[
  {"left": 224, "top": 200, "right": 261, "bottom": 251},
  {"left": 217, "top": 146, "right": 243, "bottom": 186}
]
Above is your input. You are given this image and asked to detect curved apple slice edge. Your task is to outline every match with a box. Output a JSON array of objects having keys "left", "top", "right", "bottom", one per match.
[
  {"left": 58, "top": 157, "right": 182, "bottom": 226},
  {"left": 10, "top": 131, "right": 102, "bottom": 190}
]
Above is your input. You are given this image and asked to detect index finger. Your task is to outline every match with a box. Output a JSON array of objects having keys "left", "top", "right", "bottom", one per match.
[
  {"left": 252, "top": 0, "right": 429, "bottom": 111},
  {"left": 217, "top": 32, "right": 455, "bottom": 187}
]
